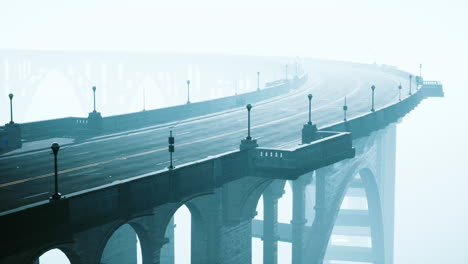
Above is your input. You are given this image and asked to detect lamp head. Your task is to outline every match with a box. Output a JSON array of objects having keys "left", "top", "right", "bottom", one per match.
[
  {"left": 51, "top": 142, "right": 60, "bottom": 154},
  {"left": 8, "top": 93, "right": 13, "bottom": 100},
  {"left": 246, "top": 104, "right": 252, "bottom": 111}
]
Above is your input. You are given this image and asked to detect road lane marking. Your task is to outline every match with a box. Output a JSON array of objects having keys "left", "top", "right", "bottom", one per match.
[
  {"left": 0, "top": 81, "right": 360, "bottom": 189},
  {"left": 22, "top": 192, "right": 49, "bottom": 200},
  {"left": 0, "top": 78, "right": 321, "bottom": 161},
  {"left": 156, "top": 159, "right": 178, "bottom": 166}
]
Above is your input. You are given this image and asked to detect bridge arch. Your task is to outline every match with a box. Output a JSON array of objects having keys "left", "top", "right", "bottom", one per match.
[
  {"left": 27, "top": 244, "right": 81, "bottom": 264},
  {"left": 157, "top": 193, "right": 213, "bottom": 264},
  {"left": 240, "top": 178, "right": 276, "bottom": 221},
  {"left": 303, "top": 163, "right": 360, "bottom": 263},
  {"left": 98, "top": 220, "right": 144, "bottom": 264},
  {"left": 323, "top": 167, "right": 385, "bottom": 264},
  {"left": 359, "top": 167, "right": 385, "bottom": 263}
]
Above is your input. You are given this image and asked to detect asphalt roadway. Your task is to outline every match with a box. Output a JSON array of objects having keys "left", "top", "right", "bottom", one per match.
[{"left": 0, "top": 62, "right": 409, "bottom": 213}]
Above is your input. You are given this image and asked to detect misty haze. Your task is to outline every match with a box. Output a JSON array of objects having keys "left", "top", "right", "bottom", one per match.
[{"left": 0, "top": 1, "right": 467, "bottom": 264}]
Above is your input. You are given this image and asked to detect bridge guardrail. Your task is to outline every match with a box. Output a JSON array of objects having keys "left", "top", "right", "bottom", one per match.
[
  {"left": 320, "top": 81, "right": 443, "bottom": 138},
  {"left": 13, "top": 74, "right": 308, "bottom": 142}
]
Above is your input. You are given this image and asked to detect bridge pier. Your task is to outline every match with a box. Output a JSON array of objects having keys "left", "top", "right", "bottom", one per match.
[
  {"left": 187, "top": 183, "right": 261, "bottom": 264},
  {"left": 291, "top": 173, "right": 313, "bottom": 264},
  {"left": 128, "top": 206, "right": 177, "bottom": 264},
  {"left": 262, "top": 180, "right": 285, "bottom": 264},
  {"left": 377, "top": 123, "right": 397, "bottom": 264},
  {"left": 160, "top": 217, "right": 175, "bottom": 264}
]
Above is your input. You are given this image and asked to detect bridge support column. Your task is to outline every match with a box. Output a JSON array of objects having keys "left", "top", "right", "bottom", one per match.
[
  {"left": 189, "top": 191, "right": 256, "bottom": 264},
  {"left": 291, "top": 173, "right": 313, "bottom": 264},
  {"left": 308, "top": 169, "right": 328, "bottom": 264},
  {"left": 160, "top": 217, "right": 175, "bottom": 264},
  {"left": 262, "top": 181, "right": 285, "bottom": 264},
  {"left": 377, "top": 124, "right": 397, "bottom": 264},
  {"left": 127, "top": 205, "right": 178, "bottom": 264}
]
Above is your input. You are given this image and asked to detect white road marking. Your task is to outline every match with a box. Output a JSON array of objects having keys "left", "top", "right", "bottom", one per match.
[
  {"left": 22, "top": 192, "right": 49, "bottom": 200},
  {"left": 156, "top": 159, "right": 178, "bottom": 166}
]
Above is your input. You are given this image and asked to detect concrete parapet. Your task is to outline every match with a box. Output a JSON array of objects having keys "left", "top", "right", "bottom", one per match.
[{"left": 0, "top": 123, "right": 22, "bottom": 150}]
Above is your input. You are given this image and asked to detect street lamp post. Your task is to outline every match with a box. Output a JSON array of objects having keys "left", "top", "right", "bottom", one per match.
[
  {"left": 50, "top": 142, "right": 62, "bottom": 200},
  {"left": 88, "top": 86, "right": 103, "bottom": 130},
  {"left": 186, "top": 80, "right": 191, "bottom": 104},
  {"left": 301, "top": 94, "right": 318, "bottom": 144},
  {"left": 239, "top": 103, "right": 258, "bottom": 150},
  {"left": 92, "top": 86, "right": 97, "bottom": 112},
  {"left": 246, "top": 104, "right": 252, "bottom": 140},
  {"left": 398, "top": 84, "right": 402, "bottom": 101},
  {"left": 168, "top": 130, "right": 175, "bottom": 170},
  {"left": 409, "top": 75, "right": 413, "bottom": 95},
  {"left": 371, "top": 85, "right": 376, "bottom": 112},
  {"left": 343, "top": 96, "right": 348, "bottom": 121},
  {"left": 307, "top": 94, "right": 313, "bottom": 125},
  {"left": 257, "top": 72, "right": 260, "bottom": 91},
  {"left": 8, "top": 93, "right": 14, "bottom": 124}
]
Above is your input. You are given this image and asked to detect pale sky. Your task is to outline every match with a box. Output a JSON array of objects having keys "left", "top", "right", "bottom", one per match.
[
  {"left": 1, "top": 0, "right": 467, "bottom": 263},
  {"left": 0, "top": 0, "right": 466, "bottom": 75}
]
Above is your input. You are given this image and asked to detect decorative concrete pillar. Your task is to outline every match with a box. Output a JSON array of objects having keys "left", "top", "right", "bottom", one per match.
[
  {"left": 262, "top": 182, "right": 285, "bottom": 264},
  {"left": 291, "top": 173, "right": 313, "bottom": 264}
]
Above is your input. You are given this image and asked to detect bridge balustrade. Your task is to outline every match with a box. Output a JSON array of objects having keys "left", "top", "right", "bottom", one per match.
[
  {"left": 253, "top": 131, "right": 353, "bottom": 170},
  {"left": 11, "top": 74, "right": 308, "bottom": 142}
]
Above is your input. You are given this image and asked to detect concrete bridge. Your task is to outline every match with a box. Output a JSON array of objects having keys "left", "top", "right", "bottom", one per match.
[{"left": 0, "top": 54, "right": 443, "bottom": 264}]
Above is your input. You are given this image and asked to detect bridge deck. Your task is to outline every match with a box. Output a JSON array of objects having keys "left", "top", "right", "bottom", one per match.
[{"left": 0, "top": 63, "right": 427, "bottom": 212}]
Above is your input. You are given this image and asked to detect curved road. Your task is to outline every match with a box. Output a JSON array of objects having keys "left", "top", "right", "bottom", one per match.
[{"left": 0, "top": 61, "right": 410, "bottom": 212}]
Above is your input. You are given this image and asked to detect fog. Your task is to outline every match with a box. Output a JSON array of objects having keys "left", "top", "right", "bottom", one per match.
[{"left": 1, "top": 0, "right": 467, "bottom": 263}]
